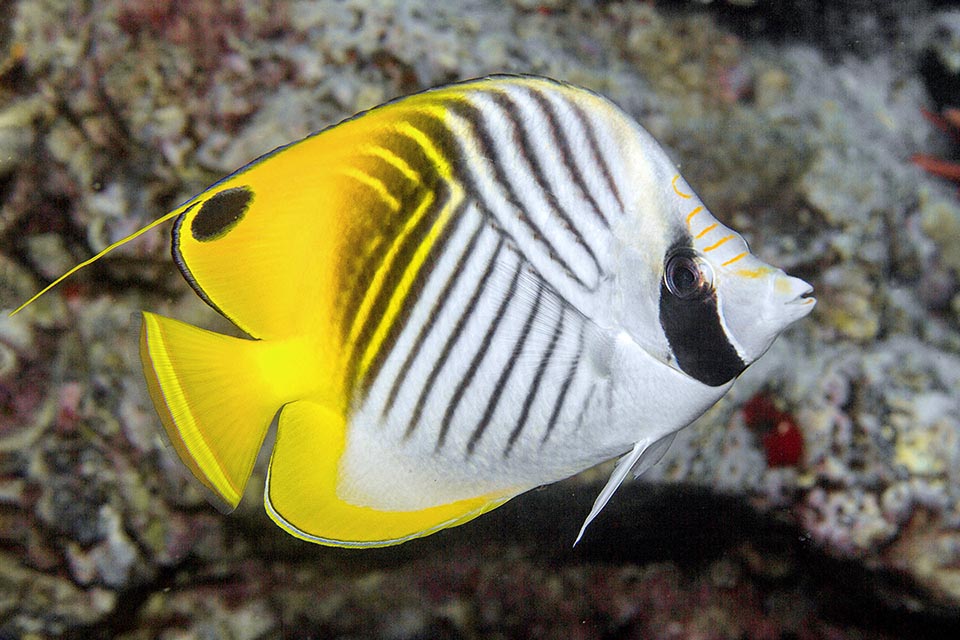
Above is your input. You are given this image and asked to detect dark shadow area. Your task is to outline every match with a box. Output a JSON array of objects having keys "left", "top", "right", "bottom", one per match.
[{"left": 186, "top": 481, "right": 960, "bottom": 640}]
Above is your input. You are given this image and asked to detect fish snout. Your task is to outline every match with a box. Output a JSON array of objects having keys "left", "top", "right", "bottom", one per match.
[{"left": 769, "top": 270, "right": 816, "bottom": 322}]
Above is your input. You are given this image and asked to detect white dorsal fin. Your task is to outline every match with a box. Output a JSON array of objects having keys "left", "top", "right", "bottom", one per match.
[{"left": 573, "top": 432, "right": 678, "bottom": 546}]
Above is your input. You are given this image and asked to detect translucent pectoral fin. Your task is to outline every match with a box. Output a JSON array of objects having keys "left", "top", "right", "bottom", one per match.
[
  {"left": 631, "top": 432, "right": 676, "bottom": 479},
  {"left": 264, "top": 400, "right": 512, "bottom": 548}
]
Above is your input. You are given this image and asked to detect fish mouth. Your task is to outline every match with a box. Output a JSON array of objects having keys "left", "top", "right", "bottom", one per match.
[
  {"left": 775, "top": 273, "right": 815, "bottom": 305},
  {"left": 786, "top": 295, "right": 817, "bottom": 321},
  {"left": 786, "top": 283, "right": 816, "bottom": 307},
  {"left": 768, "top": 274, "right": 816, "bottom": 324},
  {"left": 782, "top": 287, "right": 816, "bottom": 326}
]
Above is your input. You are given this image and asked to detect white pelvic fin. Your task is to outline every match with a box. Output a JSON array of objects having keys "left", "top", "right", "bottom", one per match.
[
  {"left": 632, "top": 432, "right": 676, "bottom": 479},
  {"left": 573, "top": 432, "right": 678, "bottom": 546}
]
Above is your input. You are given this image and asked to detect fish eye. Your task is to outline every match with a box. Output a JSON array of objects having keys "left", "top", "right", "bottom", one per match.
[{"left": 664, "top": 250, "right": 714, "bottom": 300}]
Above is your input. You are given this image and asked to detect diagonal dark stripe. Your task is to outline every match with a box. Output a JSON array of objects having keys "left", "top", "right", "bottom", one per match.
[
  {"left": 523, "top": 87, "right": 610, "bottom": 229},
  {"left": 541, "top": 320, "right": 586, "bottom": 446},
  {"left": 381, "top": 215, "right": 484, "bottom": 421},
  {"left": 466, "top": 275, "right": 544, "bottom": 455},
  {"left": 505, "top": 302, "right": 566, "bottom": 457},
  {"left": 444, "top": 100, "right": 587, "bottom": 288},
  {"left": 404, "top": 238, "right": 505, "bottom": 440},
  {"left": 567, "top": 102, "right": 626, "bottom": 215},
  {"left": 488, "top": 90, "right": 603, "bottom": 285},
  {"left": 344, "top": 181, "right": 453, "bottom": 400},
  {"left": 436, "top": 254, "right": 523, "bottom": 450}
]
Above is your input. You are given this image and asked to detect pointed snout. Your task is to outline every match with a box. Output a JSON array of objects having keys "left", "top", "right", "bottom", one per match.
[{"left": 769, "top": 270, "right": 816, "bottom": 323}]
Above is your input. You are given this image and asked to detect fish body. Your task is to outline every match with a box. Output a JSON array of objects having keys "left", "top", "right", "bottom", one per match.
[{"left": 16, "top": 75, "right": 815, "bottom": 547}]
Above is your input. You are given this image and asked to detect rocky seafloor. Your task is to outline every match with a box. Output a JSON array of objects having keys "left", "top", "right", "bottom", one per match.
[{"left": 2, "top": 0, "right": 960, "bottom": 637}]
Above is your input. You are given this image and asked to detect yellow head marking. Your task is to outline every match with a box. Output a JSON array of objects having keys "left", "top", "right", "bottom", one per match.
[
  {"left": 695, "top": 223, "right": 717, "bottom": 239},
  {"left": 775, "top": 275, "right": 799, "bottom": 295},
  {"left": 672, "top": 174, "right": 693, "bottom": 199},
  {"left": 703, "top": 235, "right": 733, "bottom": 252},
  {"left": 685, "top": 206, "right": 703, "bottom": 228},
  {"left": 721, "top": 252, "right": 747, "bottom": 267},
  {"left": 735, "top": 267, "right": 768, "bottom": 279}
]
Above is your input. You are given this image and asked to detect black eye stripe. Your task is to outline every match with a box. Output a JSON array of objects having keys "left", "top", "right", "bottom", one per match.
[{"left": 659, "top": 244, "right": 744, "bottom": 387}]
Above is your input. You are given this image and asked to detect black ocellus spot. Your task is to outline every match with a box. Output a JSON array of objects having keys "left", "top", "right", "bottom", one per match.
[{"left": 191, "top": 186, "right": 253, "bottom": 242}]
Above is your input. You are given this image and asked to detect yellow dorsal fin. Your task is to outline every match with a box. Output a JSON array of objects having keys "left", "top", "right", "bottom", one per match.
[{"left": 8, "top": 208, "right": 185, "bottom": 317}]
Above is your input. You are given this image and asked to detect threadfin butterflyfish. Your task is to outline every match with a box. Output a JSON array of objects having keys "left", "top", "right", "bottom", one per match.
[{"left": 11, "top": 75, "right": 815, "bottom": 547}]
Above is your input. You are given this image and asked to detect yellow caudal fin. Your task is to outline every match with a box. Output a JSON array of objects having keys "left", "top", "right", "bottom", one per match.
[
  {"left": 264, "top": 400, "right": 513, "bottom": 547},
  {"left": 140, "top": 312, "right": 318, "bottom": 510}
]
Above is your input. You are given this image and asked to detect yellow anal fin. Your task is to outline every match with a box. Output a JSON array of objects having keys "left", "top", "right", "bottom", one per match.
[
  {"left": 265, "top": 400, "right": 512, "bottom": 547},
  {"left": 140, "top": 312, "right": 316, "bottom": 510}
]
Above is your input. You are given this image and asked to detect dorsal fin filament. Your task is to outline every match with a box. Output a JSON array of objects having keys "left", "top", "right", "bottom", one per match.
[{"left": 8, "top": 207, "right": 187, "bottom": 317}]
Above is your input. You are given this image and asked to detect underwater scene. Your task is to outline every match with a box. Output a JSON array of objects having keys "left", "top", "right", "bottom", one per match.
[{"left": 1, "top": 0, "right": 960, "bottom": 637}]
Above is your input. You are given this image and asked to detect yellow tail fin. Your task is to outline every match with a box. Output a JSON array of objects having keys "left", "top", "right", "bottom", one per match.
[{"left": 140, "top": 312, "right": 315, "bottom": 510}]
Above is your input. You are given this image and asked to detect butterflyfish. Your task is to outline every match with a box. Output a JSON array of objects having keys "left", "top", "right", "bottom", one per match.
[{"left": 12, "top": 75, "right": 816, "bottom": 547}]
